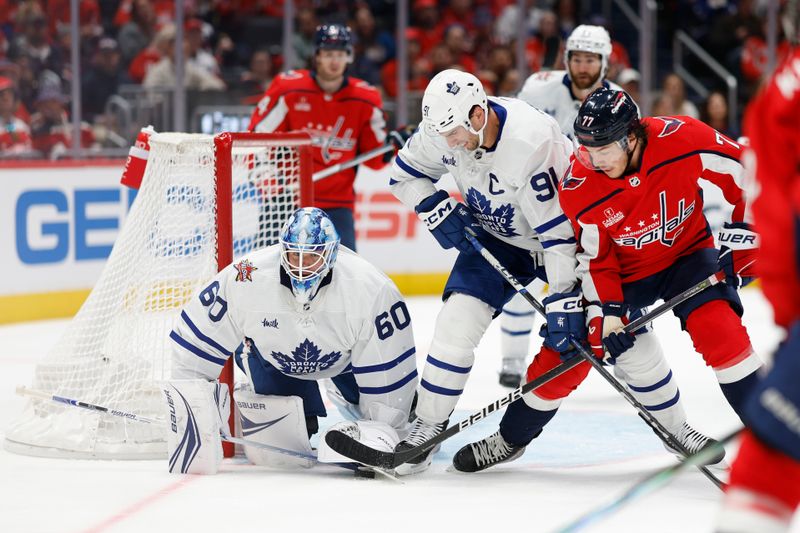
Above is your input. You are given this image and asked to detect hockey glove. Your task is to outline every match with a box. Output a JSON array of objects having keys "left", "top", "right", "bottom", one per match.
[
  {"left": 586, "top": 302, "right": 605, "bottom": 362},
  {"left": 383, "top": 124, "right": 416, "bottom": 163},
  {"left": 601, "top": 302, "right": 635, "bottom": 361},
  {"left": 541, "top": 290, "right": 586, "bottom": 355},
  {"left": 415, "top": 190, "right": 485, "bottom": 253},
  {"left": 718, "top": 222, "right": 759, "bottom": 288}
]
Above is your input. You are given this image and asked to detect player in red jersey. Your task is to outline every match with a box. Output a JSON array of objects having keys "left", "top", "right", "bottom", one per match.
[
  {"left": 248, "top": 24, "right": 401, "bottom": 250},
  {"left": 559, "top": 88, "right": 761, "bottom": 416},
  {"left": 715, "top": 46, "right": 800, "bottom": 533}
]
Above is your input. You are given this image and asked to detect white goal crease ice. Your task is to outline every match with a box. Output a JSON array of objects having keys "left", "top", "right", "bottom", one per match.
[{"left": 4, "top": 132, "right": 313, "bottom": 459}]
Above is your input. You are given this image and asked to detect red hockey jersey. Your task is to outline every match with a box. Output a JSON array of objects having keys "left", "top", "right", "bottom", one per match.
[
  {"left": 559, "top": 116, "right": 747, "bottom": 304},
  {"left": 247, "top": 70, "right": 388, "bottom": 210},
  {"left": 745, "top": 48, "right": 800, "bottom": 329}
]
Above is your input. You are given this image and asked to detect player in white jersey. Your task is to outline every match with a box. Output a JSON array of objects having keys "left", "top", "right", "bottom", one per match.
[
  {"left": 388, "top": 68, "right": 586, "bottom": 471},
  {"left": 164, "top": 208, "right": 418, "bottom": 474},
  {"left": 497, "top": 24, "right": 622, "bottom": 387}
]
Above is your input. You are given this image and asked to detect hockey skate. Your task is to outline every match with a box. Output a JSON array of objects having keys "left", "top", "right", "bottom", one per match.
[
  {"left": 452, "top": 430, "right": 526, "bottom": 473},
  {"left": 664, "top": 422, "right": 726, "bottom": 466},
  {"left": 498, "top": 358, "right": 526, "bottom": 388},
  {"left": 394, "top": 416, "right": 448, "bottom": 476}
]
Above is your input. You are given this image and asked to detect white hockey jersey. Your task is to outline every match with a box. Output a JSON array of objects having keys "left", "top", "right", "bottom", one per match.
[
  {"left": 517, "top": 71, "right": 622, "bottom": 139},
  {"left": 170, "top": 246, "right": 418, "bottom": 427},
  {"left": 390, "top": 97, "right": 578, "bottom": 293}
]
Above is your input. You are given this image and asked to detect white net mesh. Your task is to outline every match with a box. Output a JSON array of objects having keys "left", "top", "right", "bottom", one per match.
[{"left": 4, "top": 132, "right": 310, "bottom": 459}]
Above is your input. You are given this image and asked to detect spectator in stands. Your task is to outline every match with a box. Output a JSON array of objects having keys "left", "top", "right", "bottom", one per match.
[
  {"left": 495, "top": 0, "right": 544, "bottom": 45},
  {"left": 380, "top": 28, "right": 429, "bottom": 98},
  {"left": 525, "top": 10, "right": 563, "bottom": 72},
  {"left": 706, "top": 0, "right": 762, "bottom": 72},
  {"left": 662, "top": 72, "right": 699, "bottom": 118},
  {"left": 30, "top": 84, "right": 96, "bottom": 159},
  {"left": 556, "top": 0, "right": 578, "bottom": 36},
  {"left": 442, "top": 24, "right": 477, "bottom": 73},
  {"left": 616, "top": 67, "right": 641, "bottom": 104},
  {"left": 480, "top": 45, "right": 515, "bottom": 95},
  {"left": 9, "top": 5, "right": 65, "bottom": 79},
  {"left": 238, "top": 49, "right": 276, "bottom": 102},
  {"left": 292, "top": 7, "right": 318, "bottom": 69},
  {"left": 127, "top": 22, "right": 173, "bottom": 84},
  {"left": 428, "top": 43, "right": 456, "bottom": 76},
  {"left": 0, "top": 76, "right": 33, "bottom": 155},
  {"left": 117, "top": 0, "right": 157, "bottom": 66},
  {"left": 441, "top": 0, "right": 478, "bottom": 34},
  {"left": 143, "top": 25, "right": 226, "bottom": 91},
  {"left": 82, "top": 37, "right": 127, "bottom": 123},
  {"left": 650, "top": 91, "right": 679, "bottom": 117},
  {"left": 352, "top": 5, "right": 395, "bottom": 67},
  {"left": 496, "top": 68, "right": 522, "bottom": 97},
  {"left": 700, "top": 89, "right": 739, "bottom": 139},
  {"left": 185, "top": 18, "right": 220, "bottom": 77},
  {"left": 413, "top": 0, "right": 443, "bottom": 56}
]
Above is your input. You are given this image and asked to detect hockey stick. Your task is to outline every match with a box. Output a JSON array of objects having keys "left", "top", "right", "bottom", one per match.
[
  {"left": 15, "top": 386, "right": 399, "bottom": 481},
  {"left": 312, "top": 144, "right": 395, "bottom": 182},
  {"left": 555, "top": 430, "right": 741, "bottom": 533},
  {"left": 462, "top": 229, "right": 725, "bottom": 490},
  {"left": 323, "top": 244, "right": 723, "bottom": 470}
]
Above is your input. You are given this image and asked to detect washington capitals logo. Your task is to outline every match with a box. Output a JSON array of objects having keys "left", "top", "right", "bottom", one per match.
[
  {"left": 656, "top": 117, "right": 685, "bottom": 138},
  {"left": 562, "top": 174, "right": 586, "bottom": 191},
  {"left": 272, "top": 339, "right": 343, "bottom": 375},
  {"left": 234, "top": 259, "right": 257, "bottom": 282},
  {"left": 466, "top": 188, "right": 518, "bottom": 238},
  {"left": 446, "top": 81, "right": 460, "bottom": 95}
]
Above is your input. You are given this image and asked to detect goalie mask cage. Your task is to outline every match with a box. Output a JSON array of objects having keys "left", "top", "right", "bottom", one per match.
[{"left": 4, "top": 132, "right": 313, "bottom": 459}]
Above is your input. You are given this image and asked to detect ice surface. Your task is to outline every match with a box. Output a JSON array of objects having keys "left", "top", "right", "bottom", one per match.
[{"left": 1, "top": 290, "right": 797, "bottom": 533}]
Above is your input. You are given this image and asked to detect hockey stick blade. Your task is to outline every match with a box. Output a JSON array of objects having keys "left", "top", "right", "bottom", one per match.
[{"left": 325, "top": 353, "right": 585, "bottom": 468}]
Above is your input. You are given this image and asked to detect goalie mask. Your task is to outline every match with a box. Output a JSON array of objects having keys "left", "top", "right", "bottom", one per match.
[
  {"left": 421, "top": 69, "right": 489, "bottom": 146},
  {"left": 279, "top": 208, "right": 340, "bottom": 305}
]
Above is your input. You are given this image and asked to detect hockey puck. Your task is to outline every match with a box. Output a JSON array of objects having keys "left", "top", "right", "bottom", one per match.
[{"left": 354, "top": 467, "right": 376, "bottom": 479}]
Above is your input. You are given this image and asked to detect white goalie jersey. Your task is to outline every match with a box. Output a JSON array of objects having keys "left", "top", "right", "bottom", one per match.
[
  {"left": 390, "top": 96, "right": 578, "bottom": 293},
  {"left": 170, "top": 246, "right": 418, "bottom": 426},
  {"left": 517, "top": 71, "right": 623, "bottom": 139}
]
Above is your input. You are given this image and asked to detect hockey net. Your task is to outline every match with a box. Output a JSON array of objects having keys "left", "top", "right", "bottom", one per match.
[{"left": 4, "top": 132, "right": 313, "bottom": 459}]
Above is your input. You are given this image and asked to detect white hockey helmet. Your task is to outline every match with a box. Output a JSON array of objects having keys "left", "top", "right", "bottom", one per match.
[
  {"left": 564, "top": 25, "right": 613, "bottom": 79},
  {"left": 421, "top": 69, "right": 488, "bottom": 142}
]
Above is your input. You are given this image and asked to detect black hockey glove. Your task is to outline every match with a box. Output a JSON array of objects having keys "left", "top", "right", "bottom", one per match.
[
  {"left": 415, "top": 190, "right": 486, "bottom": 253},
  {"left": 383, "top": 125, "right": 416, "bottom": 163},
  {"left": 717, "top": 222, "right": 758, "bottom": 288}
]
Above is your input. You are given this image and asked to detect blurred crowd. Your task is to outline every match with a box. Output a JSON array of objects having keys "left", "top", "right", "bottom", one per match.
[{"left": 0, "top": 0, "right": 790, "bottom": 158}]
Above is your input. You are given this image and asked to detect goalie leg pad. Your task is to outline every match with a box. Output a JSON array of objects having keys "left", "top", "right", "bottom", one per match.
[
  {"left": 613, "top": 332, "right": 686, "bottom": 433},
  {"left": 234, "top": 388, "right": 314, "bottom": 468},
  {"left": 416, "top": 293, "right": 494, "bottom": 423},
  {"left": 162, "top": 379, "right": 225, "bottom": 475}
]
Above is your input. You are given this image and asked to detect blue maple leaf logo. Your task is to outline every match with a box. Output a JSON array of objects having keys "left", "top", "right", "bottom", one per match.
[
  {"left": 446, "top": 81, "right": 460, "bottom": 95},
  {"left": 272, "top": 338, "right": 343, "bottom": 375},
  {"left": 465, "top": 188, "right": 518, "bottom": 238}
]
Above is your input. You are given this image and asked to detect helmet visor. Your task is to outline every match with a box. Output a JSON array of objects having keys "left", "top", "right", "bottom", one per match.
[{"left": 574, "top": 138, "right": 628, "bottom": 172}]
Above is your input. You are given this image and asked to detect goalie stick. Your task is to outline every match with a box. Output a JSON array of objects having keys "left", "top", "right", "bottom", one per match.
[
  {"left": 462, "top": 229, "right": 725, "bottom": 490},
  {"left": 324, "top": 239, "right": 725, "bottom": 471},
  {"left": 15, "top": 386, "right": 400, "bottom": 481}
]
